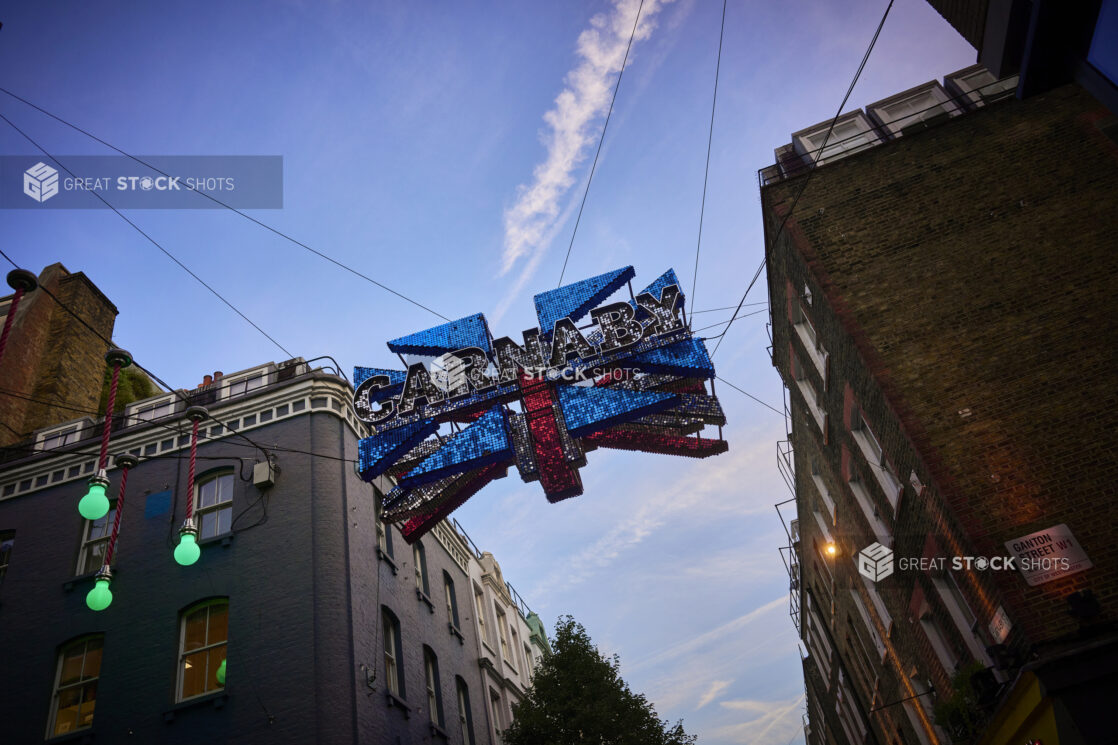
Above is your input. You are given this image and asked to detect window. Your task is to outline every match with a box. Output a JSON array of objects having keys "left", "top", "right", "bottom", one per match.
[
  {"left": 444, "top": 572, "right": 460, "bottom": 630},
  {"left": 851, "top": 409, "right": 903, "bottom": 508},
  {"left": 495, "top": 607, "right": 512, "bottom": 664},
  {"left": 523, "top": 643, "right": 534, "bottom": 677},
  {"left": 132, "top": 397, "right": 174, "bottom": 423},
  {"left": 510, "top": 626, "right": 522, "bottom": 674},
  {"left": 810, "top": 458, "right": 836, "bottom": 522},
  {"left": 177, "top": 599, "right": 228, "bottom": 701},
  {"left": 0, "top": 530, "right": 14, "bottom": 584},
  {"left": 376, "top": 518, "right": 395, "bottom": 561},
  {"left": 76, "top": 503, "right": 116, "bottom": 575},
  {"left": 920, "top": 611, "right": 959, "bottom": 675},
  {"left": 791, "top": 302, "right": 828, "bottom": 381},
  {"left": 848, "top": 472, "right": 892, "bottom": 546},
  {"left": 196, "top": 471, "right": 234, "bottom": 540},
  {"left": 41, "top": 425, "right": 81, "bottom": 451},
  {"left": 382, "top": 607, "right": 405, "bottom": 699},
  {"left": 413, "top": 542, "right": 430, "bottom": 597},
  {"left": 48, "top": 636, "right": 103, "bottom": 736},
  {"left": 474, "top": 585, "right": 489, "bottom": 647},
  {"left": 793, "top": 112, "right": 881, "bottom": 165},
  {"left": 946, "top": 66, "right": 1017, "bottom": 108},
  {"left": 225, "top": 372, "right": 265, "bottom": 398},
  {"left": 456, "top": 676, "right": 477, "bottom": 745},
  {"left": 867, "top": 83, "right": 961, "bottom": 138},
  {"left": 793, "top": 351, "right": 827, "bottom": 434},
  {"left": 424, "top": 646, "right": 445, "bottom": 728},
  {"left": 489, "top": 687, "right": 508, "bottom": 740}
]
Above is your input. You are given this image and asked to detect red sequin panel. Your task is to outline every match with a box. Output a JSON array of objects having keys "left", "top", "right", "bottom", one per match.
[
  {"left": 401, "top": 461, "right": 511, "bottom": 544},
  {"left": 584, "top": 428, "right": 729, "bottom": 458},
  {"left": 519, "top": 374, "right": 584, "bottom": 502}
]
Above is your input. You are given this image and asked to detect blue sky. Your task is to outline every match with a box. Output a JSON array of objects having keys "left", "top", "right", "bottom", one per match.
[{"left": 0, "top": 1, "right": 975, "bottom": 742}]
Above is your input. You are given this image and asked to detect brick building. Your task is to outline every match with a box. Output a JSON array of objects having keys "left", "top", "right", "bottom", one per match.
[
  {"left": 0, "top": 279, "right": 548, "bottom": 743},
  {"left": 763, "top": 61, "right": 1118, "bottom": 745},
  {"left": 0, "top": 264, "right": 118, "bottom": 448}
]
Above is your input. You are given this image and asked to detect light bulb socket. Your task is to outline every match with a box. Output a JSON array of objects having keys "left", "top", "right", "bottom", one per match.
[
  {"left": 186, "top": 405, "right": 209, "bottom": 423},
  {"left": 104, "top": 347, "right": 133, "bottom": 369},
  {"left": 6, "top": 268, "right": 38, "bottom": 293},
  {"left": 114, "top": 453, "right": 140, "bottom": 470},
  {"left": 88, "top": 470, "right": 111, "bottom": 490},
  {"left": 93, "top": 565, "right": 113, "bottom": 583},
  {"left": 178, "top": 518, "right": 198, "bottom": 540}
]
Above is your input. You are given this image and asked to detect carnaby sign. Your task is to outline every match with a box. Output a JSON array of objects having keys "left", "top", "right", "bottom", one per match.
[{"left": 353, "top": 266, "right": 729, "bottom": 543}]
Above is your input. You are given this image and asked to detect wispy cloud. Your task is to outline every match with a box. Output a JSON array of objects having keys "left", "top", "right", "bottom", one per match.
[
  {"left": 709, "top": 694, "right": 806, "bottom": 745},
  {"left": 498, "top": 0, "right": 676, "bottom": 285},
  {"left": 697, "top": 680, "right": 733, "bottom": 709},
  {"left": 629, "top": 594, "right": 787, "bottom": 671},
  {"left": 528, "top": 435, "right": 774, "bottom": 598}
]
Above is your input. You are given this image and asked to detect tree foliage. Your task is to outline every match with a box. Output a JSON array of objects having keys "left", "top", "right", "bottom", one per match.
[
  {"left": 97, "top": 363, "right": 159, "bottom": 415},
  {"left": 503, "top": 616, "right": 697, "bottom": 745}
]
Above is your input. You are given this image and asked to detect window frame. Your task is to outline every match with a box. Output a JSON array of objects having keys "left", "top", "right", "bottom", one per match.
[
  {"left": 127, "top": 393, "right": 177, "bottom": 425},
  {"left": 456, "top": 676, "right": 477, "bottom": 745},
  {"left": 424, "top": 645, "right": 445, "bottom": 729},
  {"left": 413, "top": 542, "right": 430, "bottom": 598},
  {"left": 495, "top": 606, "right": 512, "bottom": 668},
  {"left": 176, "top": 599, "right": 229, "bottom": 702},
  {"left": 38, "top": 423, "right": 83, "bottom": 452},
  {"left": 850, "top": 409, "right": 903, "bottom": 509},
  {"left": 221, "top": 370, "right": 267, "bottom": 400},
  {"left": 792, "top": 110, "right": 882, "bottom": 166},
  {"left": 473, "top": 584, "right": 490, "bottom": 649},
  {"left": 443, "top": 571, "right": 461, "bottom": 630},
  {"left": 382, "top": 606, "right": 405, "bottom": 700},
  {"left": 0, "top": 529, "right": 13, "bottom": 584},
  {"left": 76, "top": 502, "right": 117, "bottom": 576},
  {"left": 195, "top": 470, "right": 235, "bottom": 541},
  {"left": 866, "top": 81, "right": 963, "bottom": 138},
  {"left": 47, "top": 635, "right": 104, "bottom": 738}
]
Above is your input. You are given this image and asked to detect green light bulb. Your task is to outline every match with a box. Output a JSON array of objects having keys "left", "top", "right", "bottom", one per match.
[
  {"left": 174, "top": 532, "right": 201, "bottom": 566},
  {"left": 78, "top": 482, "right": 110, "bottom": 520},
  {"left": 86, "top": 577, "right": 113, "bottom": 611},
  {"left": 216, "top": 658, "right": 226, "bottom": 685}
]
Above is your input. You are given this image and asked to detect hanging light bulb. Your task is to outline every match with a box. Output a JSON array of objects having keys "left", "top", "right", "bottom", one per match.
[
  {"left": 86, "top": 566, "right": 113, "bottom": 611},
  {"left": 174, "top": 518, "right": 201, "bottom": 566},
  {"left": 78, "top": 470, "right": 112, "bottom": 520},
  {"left": 216, "top": 658, "right": 226, "bottom": 685}
]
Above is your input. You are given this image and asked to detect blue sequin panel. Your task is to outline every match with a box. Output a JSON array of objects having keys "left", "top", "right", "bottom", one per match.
[
  {"left": 630, "top": 337, "right": 714, "bottom": 378},
  {"left": 357, "top": 418, "right": 439, "bottom": 481},
  {"left": 387, "top": 313, "right": 492, "bottom": 355},
  {"left": 399, "top": 406, "right": 512, "bottom": 487},
  {"left": 630, "top": 268, "right": 685, "bottom": 310},
  {"left": 557, "top": 385, "right": 678, "bottom": 438},
  {"left": 534, "top": 266, "right": 635, "bottom": 334}
]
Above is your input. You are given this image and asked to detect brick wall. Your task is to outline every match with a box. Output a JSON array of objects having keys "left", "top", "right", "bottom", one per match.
[
  {"left": 0, "top": 263, "right": 117, "bottom": 447},
  {"left": 766, "top": 84, "right": 1118, "bottom": 743}
]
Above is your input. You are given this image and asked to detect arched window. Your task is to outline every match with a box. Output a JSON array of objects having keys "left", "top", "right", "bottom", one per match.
[
  {"left": 413, "top": 541, "right": 430, "bottom": 596},
  {"left": 443, "top": 571, "right": 460, "bottom": 630},
  {"left": 48, "top": 635, "right": 103, "bottom": 736},
  {"left": 382, "top": 606, "right": 405, "bottom": 700},
  {"left": 76, "top": 502, "right": 116, "bottom": 575},
  {"left": 196, "top": 470, "right": 234, "bottom": 539},
  {"left": 177, "top": 599, "right": 229, "bottom": 701},
  {"left": 456, "top": 676, "right": 476, "bottom": 745},
  {"left": 424, "top": 645, "right": 444, "bottom": 728}
]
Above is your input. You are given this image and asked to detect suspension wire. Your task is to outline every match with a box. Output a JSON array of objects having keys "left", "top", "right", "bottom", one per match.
[
  {"left": 0, "top": 112, "right": 296, "bottom": 359},
  {"left": 690, "top": 0, "right": 729, "bottom": 318},
  {"left": 0, "top": 87, "right": 450, "bottom": 322},
  {"left": 0, "top": 249, "right": 274, "bottom": 462},
  {"left": 710, "top": 0, "right": 895, "bottom": 358},
  {"left": 714, "top": 375, "right": 784, "bottom": 417},
  {"left": 557, "top": 0, "right": 646, "bottom": 287}
]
